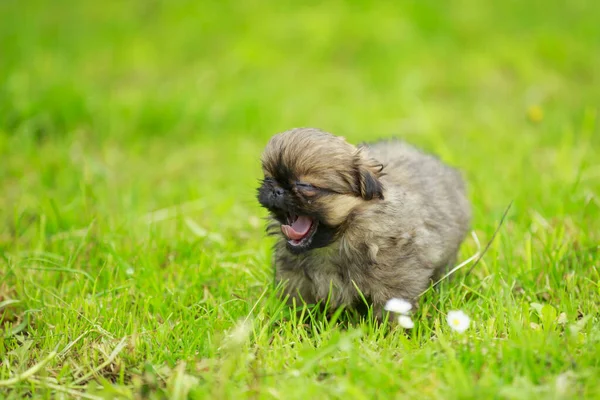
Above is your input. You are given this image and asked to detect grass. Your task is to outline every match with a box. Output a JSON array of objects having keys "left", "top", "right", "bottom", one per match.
[{"left": 1, "top": 0, "right": 599, "bottom": 398}]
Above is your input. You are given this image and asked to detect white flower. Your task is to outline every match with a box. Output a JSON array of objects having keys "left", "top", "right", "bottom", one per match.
[
  {"left": 385, "top": 298, "right": 414, "bottom": 329},
  {"left": 384, "top": 298, "right": 412, "bottom": 314},
  {"left": 220, "top": 319, "right": 252, "bottom": 350},
  {"left": 447, "top": 310, "right": 470, "bottom": 333},
  {"left": 397, "top": 315, "right": 414, "bottom": 329}
]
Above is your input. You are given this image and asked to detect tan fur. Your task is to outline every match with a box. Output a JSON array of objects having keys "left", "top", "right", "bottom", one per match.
[
  {"left": 324, "top": 196, "right": 364, "bottom": 226},
  {"left": 257, "top": 128, "right": 471, "bottom": 318}
]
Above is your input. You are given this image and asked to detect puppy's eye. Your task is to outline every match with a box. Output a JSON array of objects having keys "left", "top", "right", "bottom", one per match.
[{"left": 295, "top": 182, "right": 318, "bottom": 196}]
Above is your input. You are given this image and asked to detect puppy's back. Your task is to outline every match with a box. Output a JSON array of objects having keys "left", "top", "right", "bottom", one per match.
[
  {"left": 364, "top": 139, "right": 471, "bottom": 269},
  {"left": 364, "top": 139, "right": 467, "bottom": 201}
]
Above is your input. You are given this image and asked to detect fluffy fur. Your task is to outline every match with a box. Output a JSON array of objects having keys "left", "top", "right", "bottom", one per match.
[{"left": 257, "top": 128, "right": 471, "bottom": 317}]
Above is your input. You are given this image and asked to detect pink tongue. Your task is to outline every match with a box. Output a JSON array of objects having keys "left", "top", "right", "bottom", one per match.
[{"left": 281, "top": 216, "right": 312, "bottom": 240}]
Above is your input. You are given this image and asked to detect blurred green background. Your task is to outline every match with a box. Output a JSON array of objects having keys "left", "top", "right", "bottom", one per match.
[
  {"left": 1, "top": 0, "right": 599, "bottom": 397},
  {"left": 1, "top": 0, "right": 598, "bottom": 224}
]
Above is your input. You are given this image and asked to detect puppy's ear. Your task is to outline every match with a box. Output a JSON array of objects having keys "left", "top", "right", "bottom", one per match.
[
  {"left": 354, "top": 151, "right": 384, "bottom": 200},
  {"left": 359, "top": 167, "right": 384, "bottom": 200}
]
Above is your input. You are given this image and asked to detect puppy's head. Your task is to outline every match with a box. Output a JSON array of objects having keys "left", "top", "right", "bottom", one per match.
[{"left": 257, "top": 128, "right": 384, "bottom": 254}]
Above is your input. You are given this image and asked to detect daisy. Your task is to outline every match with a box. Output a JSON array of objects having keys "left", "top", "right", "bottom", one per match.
[
  {"left": 447, "top": 310, "right": 470, "bottom": 333},
  {"left": 397, "top": 315, "right": 415, "bottom": 329},
  {"left": 384, "top": 298, "right": 412, "bottom": 314},
  {"left": 385, "top": 298, "right": 414, "bottom": 329}
]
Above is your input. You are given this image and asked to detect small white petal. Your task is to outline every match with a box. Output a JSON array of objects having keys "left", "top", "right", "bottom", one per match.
[
  {"left": 555, "top": 371, "right": 575, "bottom": 394},
  {"left": 447, "top": 310, "right": 470, "bottom": 333},
  {"left": 557, "top": 312, "right": 568, "bottom": 325},
  {"left": 223, "top": 320, "right": 252, "bottom": 349},
  {"left": 125, "top": 268, "right": 134, "bottom": 276},
  {"left": 384, "top": 298, "right": 412, "bottom": 314},
  {"left": 397, "top": 315, "right": 414, "bottom": 329}
]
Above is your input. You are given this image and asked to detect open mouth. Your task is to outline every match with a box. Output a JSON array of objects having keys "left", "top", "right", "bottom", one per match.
[{"left": 280, "top": 213, "right": 318, "bottom": 248}]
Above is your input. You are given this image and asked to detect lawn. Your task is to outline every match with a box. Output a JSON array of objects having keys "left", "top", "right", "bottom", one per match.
[{"left": 1, "top": 0, "right": 599, "bottom": 398}]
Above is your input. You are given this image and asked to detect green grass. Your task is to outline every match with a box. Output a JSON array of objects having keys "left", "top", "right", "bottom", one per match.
[{"left": 1, "top": 0, "right": 600, "bottom": 398}]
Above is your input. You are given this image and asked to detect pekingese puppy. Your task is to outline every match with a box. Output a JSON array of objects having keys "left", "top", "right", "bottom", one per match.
[{"left": 257, "top": 128, "right": 471, "bottom": 318}]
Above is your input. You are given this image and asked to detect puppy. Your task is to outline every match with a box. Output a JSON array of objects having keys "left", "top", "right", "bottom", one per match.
[{"left": 257, "top": 128, "right": 471, "bottom": 317}]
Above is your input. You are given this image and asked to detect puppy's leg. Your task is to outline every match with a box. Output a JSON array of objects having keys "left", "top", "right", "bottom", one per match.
[
  {"left": 370, "top": 271, "right": 434, "bottom": 324},
  {"left": 276, "top": 269, "right": 316, "bottom": 306},
  {"left": 431, "top": 256, "right": 457, "bottom": 283}
]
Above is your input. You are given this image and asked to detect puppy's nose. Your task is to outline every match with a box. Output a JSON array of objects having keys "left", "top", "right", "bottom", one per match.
[
  {"left": 257, "top": 183, "right": 287, "bottom": 211},
  {"left": 268, "top": 187, "right": 286, "bottom": 209}
]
